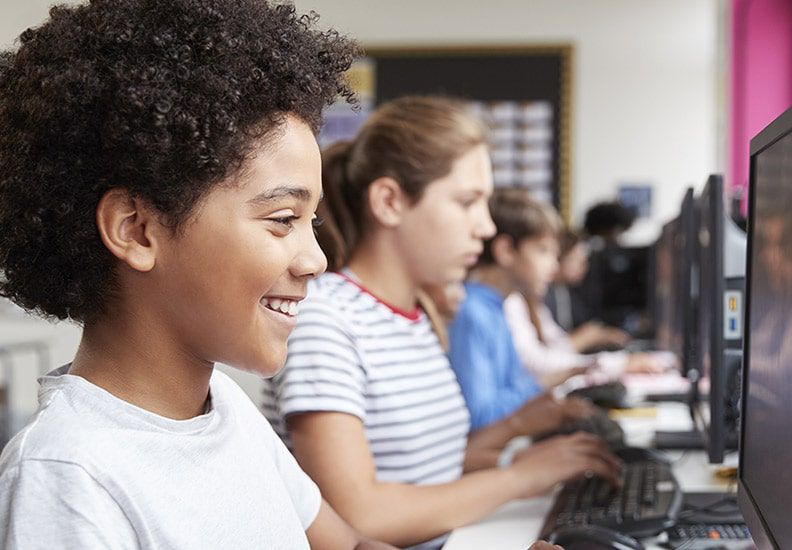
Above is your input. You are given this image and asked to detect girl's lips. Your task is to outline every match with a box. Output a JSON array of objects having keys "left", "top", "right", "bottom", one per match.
[{"left": 464, "top": 253, "right": 481, "bottom": 266}]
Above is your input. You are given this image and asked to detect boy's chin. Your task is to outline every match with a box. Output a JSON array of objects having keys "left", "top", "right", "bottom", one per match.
[{"left": 232, "top": 349, "right": 288, "bottom": 379}]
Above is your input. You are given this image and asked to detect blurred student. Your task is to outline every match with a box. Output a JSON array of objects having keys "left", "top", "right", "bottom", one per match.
[
  {"left": 263, "top": 97, "right": 621, "bottom": 549},
  {"left": 448, "top": 190, "right": 592, "bottom": 410},
  {"left": 584, "top": 201, "right": 636, "bottom": 249},
  {"left": 576, "top": 201, "right": 639, "bottom": 327},
  {"left": 546, "top": 229, "right": 631, "bottom": 352},
  {"left": 479, "top": 193, "right": 669, "bottom": 389},
  {"left": 0, "top": 1, "right": 396, "bottom": 548}
]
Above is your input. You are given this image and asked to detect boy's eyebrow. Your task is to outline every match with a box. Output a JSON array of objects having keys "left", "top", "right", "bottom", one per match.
[{"left": 246, "top": 185, "right": 316, "bottom": 206}]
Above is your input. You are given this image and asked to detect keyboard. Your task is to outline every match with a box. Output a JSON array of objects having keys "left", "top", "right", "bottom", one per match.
[
  {"left": 539, "top": 447, "right": 683, "bottom": 540},
  {"left": 534, "top": 408, "right": 626, "bottom": 449},
  {"left": 666, "top": 523, "right": 753, "bottom": 549}
]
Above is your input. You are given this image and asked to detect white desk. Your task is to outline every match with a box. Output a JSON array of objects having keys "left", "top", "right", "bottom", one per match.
[{"left": 445, "top": 402, "right": 738, "bottom": 550}]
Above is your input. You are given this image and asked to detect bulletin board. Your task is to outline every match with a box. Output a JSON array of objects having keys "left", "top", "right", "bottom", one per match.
[{"left": 320, "top": 45, "right": 574, "bottom": 222}]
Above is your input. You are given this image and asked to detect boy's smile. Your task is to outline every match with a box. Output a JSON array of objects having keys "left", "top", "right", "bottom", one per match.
[{"left": 148, "top": 115, "right": 327, "bottom": 378}]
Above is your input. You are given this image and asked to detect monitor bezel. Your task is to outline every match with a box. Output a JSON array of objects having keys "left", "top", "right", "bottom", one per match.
[
  {"left": 696, "top": 175, "right": 727, "bottom": 463},
  {"left": 738, "top": 104, "right": 792, "bottom": 550},
  {"left": 653, "top": 219, "right": 679, "bottom": 360},
  {"left": 678, "top": 187, "right": 698, "bottom": 377}
]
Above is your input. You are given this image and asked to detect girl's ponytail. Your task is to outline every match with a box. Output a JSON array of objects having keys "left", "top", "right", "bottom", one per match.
[{"left": 317, "top": 140, "right": 358, "bottom": 270}]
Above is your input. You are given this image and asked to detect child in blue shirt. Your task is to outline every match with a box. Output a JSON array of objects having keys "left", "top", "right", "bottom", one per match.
[{"left": 449, "top": 189, "right": 590, "bottom": 431}]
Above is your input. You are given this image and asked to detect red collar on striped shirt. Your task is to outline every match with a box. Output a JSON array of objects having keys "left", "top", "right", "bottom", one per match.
[{"left": 337, "top": 272, "right": 422, "bottom": 322}]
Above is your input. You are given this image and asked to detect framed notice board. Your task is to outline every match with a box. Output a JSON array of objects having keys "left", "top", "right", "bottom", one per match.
[{"left": 320, "top": 45, "right": 574, "bottom": 222}]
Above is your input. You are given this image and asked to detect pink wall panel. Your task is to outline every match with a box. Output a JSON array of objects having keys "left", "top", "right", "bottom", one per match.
[{"left": 729, "top": 0, "right": 792, "bottom": 200}]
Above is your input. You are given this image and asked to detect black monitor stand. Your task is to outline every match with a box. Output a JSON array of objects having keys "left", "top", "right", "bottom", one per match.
[{"left": 653, "top": 368, "right": 705, "bottom": 450}]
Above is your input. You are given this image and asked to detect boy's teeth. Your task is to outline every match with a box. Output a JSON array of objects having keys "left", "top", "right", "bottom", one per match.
[{"left": 261, "top": 297, "right": 299, "bottom": 317}]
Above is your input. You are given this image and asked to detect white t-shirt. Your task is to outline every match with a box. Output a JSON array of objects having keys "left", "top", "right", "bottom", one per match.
[
  {"left": 0, "top": 366, "right": 321, "bottom": 549},
  {"left": 262, "top": 271, "right": 470, "bottom": 550}
]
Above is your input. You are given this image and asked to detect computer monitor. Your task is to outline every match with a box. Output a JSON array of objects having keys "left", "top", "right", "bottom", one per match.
[
  {"left": 695, "top": 174, "right": 746, "bottom": 464},
  {"left": 653, "top": 188, "right": 698, "bottom": 377},
  {"left": 677, "top": 188, "right": 698, "bottom": 377},
  {"left": 596, "top": 245, "right": 652, "bottom": 335},
  {"left": 653, "top": 220, "right": 678, "bottom": 356},
  {"left": 738, "top": 104, "right": 792, "bottom": 549}
]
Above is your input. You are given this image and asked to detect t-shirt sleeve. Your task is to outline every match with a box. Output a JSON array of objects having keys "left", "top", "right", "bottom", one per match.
[
  {"left": 504, "top": 293, "right": 592, "bottom": 376},
  {"left": 261, "top": 420, "right": 323, "bottom": 530},
  {"left": 0, "top": 459, "right": 137, "bottom": 549},
  {"left": 272, "top": 295, "right": 367, "bottom": 420}
]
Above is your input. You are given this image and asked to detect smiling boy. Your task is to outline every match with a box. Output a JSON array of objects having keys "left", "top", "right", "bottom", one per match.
[{"left": 0, "top": 1, "right": 395, "bottom": 548}]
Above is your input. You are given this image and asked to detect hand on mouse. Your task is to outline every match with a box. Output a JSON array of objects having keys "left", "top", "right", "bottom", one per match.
[
  {"left": 508, "top": 394, "right": 596, "bottom": 437},
  {"left": 625, "top": 352, "right": 673, "bottom": 374},
  {"left": 571, "top": 321, "right": 630, "bottom": 351},
  {"left": 507, "top": 432, "right": 624, "bottom": 497}
]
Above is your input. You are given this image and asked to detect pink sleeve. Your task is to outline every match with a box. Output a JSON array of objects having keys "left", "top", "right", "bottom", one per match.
[{"left": 503, "top": 293, "right": 592, "bottom": 377}]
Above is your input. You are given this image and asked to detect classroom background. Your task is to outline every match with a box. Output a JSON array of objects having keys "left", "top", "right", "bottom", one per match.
[{"left": 1, "top": 0, "right": 791, "bottom": 449}]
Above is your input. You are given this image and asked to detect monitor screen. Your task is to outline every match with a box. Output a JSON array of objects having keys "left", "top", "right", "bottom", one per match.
[
  {"left": 653, "top": 221, "right": 678, "bottom": 358},
  {"left": 653, "top": 188, "right": 697, "bottom": 375},
  {"left": 597, "top": 245, "right": 651, "bottom": 332},
  {"left": 739, "top": 107, "right": 792, "bottom": 549}
]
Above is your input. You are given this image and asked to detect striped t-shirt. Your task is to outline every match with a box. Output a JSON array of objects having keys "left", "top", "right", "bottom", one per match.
[{"left": 262, "top": 271, "right": 470, "bottom": 548}]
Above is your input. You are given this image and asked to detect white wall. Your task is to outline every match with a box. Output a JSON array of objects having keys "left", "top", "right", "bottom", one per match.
[
  {"left": 296, "top": 0, "right": 721, "bottom": 242},
  {"left": 0, "top": 1, "right": 720, "bottom": 425},
  {"left": 5, "top": 0, "right": 721, "bottom": 231}
]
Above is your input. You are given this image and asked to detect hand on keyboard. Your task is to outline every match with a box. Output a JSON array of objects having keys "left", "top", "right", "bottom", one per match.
[
  {"left": 509, "top": 432, "right": 624, "bottom": 497},
  {"left": 534, "top": 408, "right": 626, "bottom": 449},
  {"left": 509, "top": 394, "right": 597, "bottom": 436},
  {"left": 539, "top": 447, "right": 683, "bottom": 539},
  {"left": 626, "top": 351, "right": 678, "bottom": 374}
]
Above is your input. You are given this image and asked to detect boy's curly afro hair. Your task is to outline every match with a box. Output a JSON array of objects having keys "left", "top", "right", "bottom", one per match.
[{"left": 0, "top": 0, "right": 358, "bottom": 323}]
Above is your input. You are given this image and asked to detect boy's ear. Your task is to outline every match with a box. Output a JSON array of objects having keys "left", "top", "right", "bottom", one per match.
[
  {"left": 367, "top": 176, "right": 408, "bottom": 228},
  {"left": 490, "top": 234, "right": 516, "bottom": 268},
  {"left": 96, "top": 188, "right": 161, "bottom": 272}
]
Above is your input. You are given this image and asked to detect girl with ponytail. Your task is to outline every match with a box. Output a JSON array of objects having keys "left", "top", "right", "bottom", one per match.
[{"left": 262, "top": 97, "right": 621, "bottom": 549}]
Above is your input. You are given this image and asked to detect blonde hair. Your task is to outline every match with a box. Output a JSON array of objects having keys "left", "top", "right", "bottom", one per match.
[{"left": 319, "top": 96, "right": 487, "bottom": 270}]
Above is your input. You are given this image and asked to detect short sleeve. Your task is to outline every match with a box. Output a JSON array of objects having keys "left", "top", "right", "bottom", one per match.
[
  {"left": 0, "top": 459, "right": 137, "bottom": 549},
  {"left": 273, "top": 295, "right": 367, "bottom": 420},
  {"left": 261, "top": 421, "right": 323, "bottom": 529}
]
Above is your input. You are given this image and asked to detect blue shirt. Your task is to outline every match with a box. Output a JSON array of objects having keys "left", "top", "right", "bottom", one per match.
[{"left": 448, "top": 282, "right": 544, "bottom": 431}]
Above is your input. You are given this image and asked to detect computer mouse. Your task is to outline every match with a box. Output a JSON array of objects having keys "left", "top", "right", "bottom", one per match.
[{"left": 547, "top": 524, "right": 645, "bottom": 550}]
